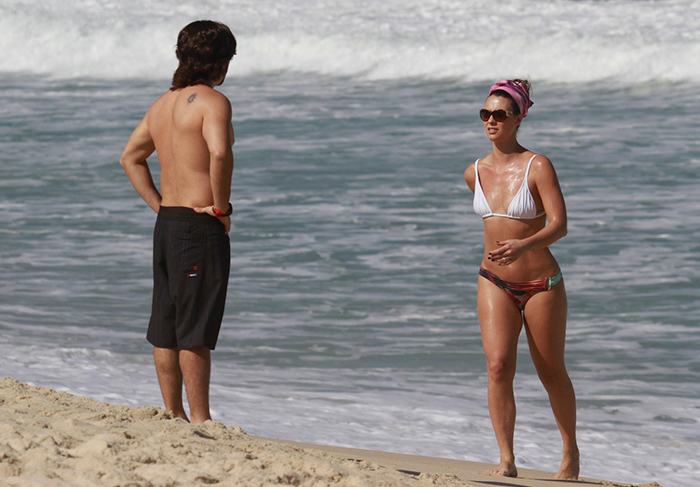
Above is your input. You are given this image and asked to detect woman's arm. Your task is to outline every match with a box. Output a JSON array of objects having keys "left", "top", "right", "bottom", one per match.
[{"left": 464, "top": 162, "right": 476, "bottom": 193}]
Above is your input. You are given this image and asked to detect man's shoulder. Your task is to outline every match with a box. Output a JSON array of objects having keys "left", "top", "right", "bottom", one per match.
[
  {"left": 141, "top": 91, "right": 170, "bottom": 127},
  {"left": 180, "top": 86, "right": 231, "bottom": 118},
  {"left": 146, "top": 90, "right": 178, "bottom": 114},
  {"left": 187, "top": 85, "right": 230, "bottom": 103}
]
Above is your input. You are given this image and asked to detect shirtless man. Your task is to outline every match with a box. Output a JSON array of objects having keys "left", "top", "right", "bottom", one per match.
[{"left": 119, "top": 20, "right": 237, "bottom": 423}]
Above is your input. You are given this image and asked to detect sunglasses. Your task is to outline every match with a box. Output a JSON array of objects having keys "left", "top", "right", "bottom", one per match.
[{"left": 479, "top": 109, "right": 517, "bottom": 122}]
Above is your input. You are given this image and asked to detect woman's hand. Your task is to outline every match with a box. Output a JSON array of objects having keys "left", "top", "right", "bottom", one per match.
[{"left": 488, "top": 239, "right": 529, "bottom": 266}]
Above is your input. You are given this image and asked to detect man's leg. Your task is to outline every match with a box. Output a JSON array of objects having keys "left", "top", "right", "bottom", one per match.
[
  {"left": 153, "top": 347, "right": 189, "bottom": 421},
  {"left": 180, "top": 345, "right": 212, "bottom": 423}
]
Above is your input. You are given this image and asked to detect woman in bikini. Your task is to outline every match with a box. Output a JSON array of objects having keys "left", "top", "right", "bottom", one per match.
[{"left": 464, "top": 79, "right": 579, "bottom": 479}]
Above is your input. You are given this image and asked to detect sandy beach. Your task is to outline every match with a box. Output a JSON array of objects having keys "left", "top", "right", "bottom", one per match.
[{"left": 0, "top": 378, "right": 662, "bottom": 487}]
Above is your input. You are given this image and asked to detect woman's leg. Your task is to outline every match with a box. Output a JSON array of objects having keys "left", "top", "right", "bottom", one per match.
[
  {"left": 522, "top": 280, "right": 579, "bottom": 479},
  {"left": 478, "top": 277, "right": 524, "bottom": 477}
]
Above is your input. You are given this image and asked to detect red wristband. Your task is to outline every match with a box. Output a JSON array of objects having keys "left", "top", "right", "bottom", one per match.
[{"left": 212, "top": 203, "right": 232, "bottom": 217}]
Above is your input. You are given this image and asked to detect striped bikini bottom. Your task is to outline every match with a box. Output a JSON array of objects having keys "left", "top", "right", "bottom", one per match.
[{"left": 479, "top": 266, "right": 563, "bottom": 311}]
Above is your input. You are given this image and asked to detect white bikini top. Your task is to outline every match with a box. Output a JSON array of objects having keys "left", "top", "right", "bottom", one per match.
[{"left": 473, "top": 154, "right": 546, "bottom": 220}]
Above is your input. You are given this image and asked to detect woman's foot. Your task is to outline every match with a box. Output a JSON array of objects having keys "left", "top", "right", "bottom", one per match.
[
  {"left": 555, "top": 448, "right": 580, "bottom": 479},
  {"left": 487, "top": 461, "right": 518, "bottom": 477}
]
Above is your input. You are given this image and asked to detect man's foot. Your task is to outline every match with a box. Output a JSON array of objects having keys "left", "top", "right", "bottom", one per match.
[
  {"left": 555, "top": 448, "right": 580, "bottom": 480},
  {"left": 168, "top": 409, "right": 190, "bottom": 422},
  {"left": 487, "top": 461, "right": 518, "bottom": 477},
  {"left": 190, "top": 414, "right": 212, "bottom": 424}
]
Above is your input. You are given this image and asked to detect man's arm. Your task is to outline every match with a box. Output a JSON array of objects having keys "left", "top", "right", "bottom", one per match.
[
  {"left": 119, "top": 116, "right": 162, "bottom": 213},
  {"left": 201, "top": 94, "right": 234, "bottom": 213}
]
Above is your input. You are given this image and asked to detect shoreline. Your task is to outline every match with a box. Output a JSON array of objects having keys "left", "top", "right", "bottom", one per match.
[
  {"left": 0, "top": 377, "right": 663, "bottom": 487},
  {"left": 264, "top": 439, "right": 662, "bottom": 487}
]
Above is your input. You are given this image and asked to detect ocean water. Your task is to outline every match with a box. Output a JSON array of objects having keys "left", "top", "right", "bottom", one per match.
[{"left": 1, "top": 1, "right": 699, "bottom": 487}]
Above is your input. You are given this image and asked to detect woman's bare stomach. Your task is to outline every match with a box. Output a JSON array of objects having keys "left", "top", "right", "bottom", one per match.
[
  {"left": 479, "top": 248, "right": 560, "bottom": 281},
  {"left": 480, "top": 219, "right": 561, "bottom": 280}
]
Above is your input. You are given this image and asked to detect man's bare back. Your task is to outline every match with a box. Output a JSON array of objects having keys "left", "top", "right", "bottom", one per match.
[
  {"left": 119, "top": 20, "right": 237, "bottom": 423},
  {"left": 147, "top": 86, "right": 234, "bottom": 210},
  {"left": 121, "top": 82, "right": 234, "bottom": 232}
]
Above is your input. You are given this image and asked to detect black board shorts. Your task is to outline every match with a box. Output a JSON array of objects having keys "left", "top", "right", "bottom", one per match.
[{"left": 148, "top": 207, "right": 230, "bottom": 350}]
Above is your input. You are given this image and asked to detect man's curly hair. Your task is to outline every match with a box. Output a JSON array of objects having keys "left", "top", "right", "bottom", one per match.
[{"left": 171, "top": 20, "right": 237, "bottom": 90}]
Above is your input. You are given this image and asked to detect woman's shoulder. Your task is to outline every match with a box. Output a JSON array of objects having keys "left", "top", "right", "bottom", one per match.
[
  {"left": 464, "top": 156, "right": 488, "bottom": 174},
  {"left": 527, "top": 152, "right": 555, "bottom": 172},
  {"left": 468, "top": 154, "right": 492, "bottom": 170},
  {"left": 528, "top": 151, "right": 552, "bottom": 163},
  {"left": 526, "top": 153, "right": 560, "bottom": 186},
  {"left": 464, "top": 155, "right": 487, "bottom": 188},
  {"left": 464, "top": 164, "right": 474, "bottom": 185}
]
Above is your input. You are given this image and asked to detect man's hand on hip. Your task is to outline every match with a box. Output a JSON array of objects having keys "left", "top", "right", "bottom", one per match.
[{"left": 194, "top": 206, "right": 232, "bottom": 235}]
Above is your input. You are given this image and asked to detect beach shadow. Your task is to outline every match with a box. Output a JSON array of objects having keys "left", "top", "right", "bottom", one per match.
[
  {"left": 533, "top": 480, "right": 600, "bottom": 485},
  {"left": 396, "top": 469, "right": 421, "bottom": 476},
  {"left": 193, "top": 430, "right": 217, "bottom": 440},
  {"left": 474, "top": 481, "right": 523, "bottom": 487},
  {"left": 346, "top": 458, "right": 422, "bottom": 478},
  {"left": 535, "top": 479, "right": 603, "bottom": 485},
  {"left": 477, "top": 480, "right": 600, "bottom": 486}
]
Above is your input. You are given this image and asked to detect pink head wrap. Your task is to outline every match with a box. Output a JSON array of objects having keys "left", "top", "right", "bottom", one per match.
[{"left": 489, "top": 80, "right": 534, "bottom": 118}]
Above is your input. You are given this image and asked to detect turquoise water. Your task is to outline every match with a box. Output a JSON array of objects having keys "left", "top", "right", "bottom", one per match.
[
  {"left": 1, "top": 1, "right": 700, "bottom": 486},
  {"left": 1, "top": 73, "right": 698, "bottom": 487}
]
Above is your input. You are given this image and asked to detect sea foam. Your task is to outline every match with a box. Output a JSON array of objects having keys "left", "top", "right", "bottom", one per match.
[{"left": 1, "top": 0, "right": 699, "bottom": 84}]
